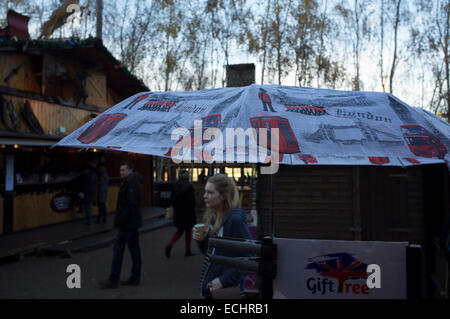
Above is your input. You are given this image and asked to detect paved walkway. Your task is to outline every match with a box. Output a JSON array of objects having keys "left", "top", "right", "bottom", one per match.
[
  {"left": 0, "top": 207, "right": 167, "bottom": 261},
  {"left": 0, "top": 226, "right": 205, "bottom": 299}
]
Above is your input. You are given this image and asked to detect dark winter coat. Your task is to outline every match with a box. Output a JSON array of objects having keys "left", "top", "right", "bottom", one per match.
[
  {"left": 114, "top": 172, "right": 143, "bottom": 230},
  {"left": 198, "top": 207, "right": 252, "bottom": 297},
  {"left": 81, "top": 168, "right": 98, "bottom": 203},
  {"left": 97, "top": 167, "right": 109, "bottom": 203},
  {"left": 171, "top": 183, "right": 196, "bottom": 229}
]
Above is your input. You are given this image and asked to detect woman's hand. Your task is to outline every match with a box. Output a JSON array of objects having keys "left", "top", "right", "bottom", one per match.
[{"left": 206, "top": 278, "right": 223, "bottom": 291}]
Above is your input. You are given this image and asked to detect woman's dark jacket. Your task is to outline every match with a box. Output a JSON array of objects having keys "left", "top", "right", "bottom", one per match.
[
  {"left": 171, "top": 183, "right": 196, "bottom": 229},
  {"left": 198, "top": 207, "right": 252, "bottom": 297},
  {"left": 81, "top": 168, "right": 98, "bottom": 203},
  {"left": 114, "top": 172, "right": 143, "bottom": 230},
  {"left": 97, "top": 168, "right": 109, "bottom": 203}
]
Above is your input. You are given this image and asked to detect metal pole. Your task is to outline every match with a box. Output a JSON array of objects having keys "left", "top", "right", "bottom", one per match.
[
  {"left": 261, "top": 237, "right": 275, "bottom": 299},
  {"left": 407, "top": 244, "right": 422, "bottom": 299},
  {"left": 208, "top": 255, "right": 259, "bottom": 273},
  {"left": 271, "top": 172, "right": 274, "bottom": 237},
  {"left": 208, "top": 237, "right": 262, "bottom": 255}
]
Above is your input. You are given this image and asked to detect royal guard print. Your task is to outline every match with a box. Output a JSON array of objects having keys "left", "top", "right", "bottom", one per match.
[
  {"left": 258, "top": 88, "right": 276, "bottom": 112},
  {"left": 77, "top": 113, "right": 127, "bottom": 144},
  {"left": 400, "top": 124, "right": 447, "bottom": 159},
  {"left": 122, "top": 93, "right": 149, "bottom": 110},
  {"left": 285, "top": 105, "right": 328, "bottom": 116}
]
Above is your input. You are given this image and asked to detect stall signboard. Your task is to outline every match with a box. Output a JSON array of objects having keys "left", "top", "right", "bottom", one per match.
[
  {"left": 56, "top": 85, "right": 450, "bottom": 169},
  {"left": 50, "top": 192, "right": 73, "bottom": 213},
  {"left": 273, "top": 238, "right": 408, "bottom": 299}
]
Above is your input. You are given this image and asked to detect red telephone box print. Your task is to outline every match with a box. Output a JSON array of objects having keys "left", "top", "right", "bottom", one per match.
[
  {"left": 249, "top": 116, "right": 300, "bottom": 154},
  {"left": 78, "top": 113, "right": 127, "bottom": 144}
]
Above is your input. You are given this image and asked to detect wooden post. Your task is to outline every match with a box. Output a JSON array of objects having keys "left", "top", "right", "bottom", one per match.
[
  {"left": 149, "top": 156, "right": 154, "bottom": 206},
  {"left": 352, "top": 166, "right": 362, "bottom": 240}
]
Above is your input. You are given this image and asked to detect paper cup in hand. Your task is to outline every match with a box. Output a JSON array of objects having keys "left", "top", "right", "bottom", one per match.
[{"left": 194, "top": 223, "right": 206, "bottom": 240}]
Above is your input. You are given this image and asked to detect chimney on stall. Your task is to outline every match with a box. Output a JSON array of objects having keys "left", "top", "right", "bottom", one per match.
[
  {"left": 226, "top": 63, "right": 255, "bottom": 87},
  {"left": 96, "top": 0, "right": 103, "bottom": 39}
]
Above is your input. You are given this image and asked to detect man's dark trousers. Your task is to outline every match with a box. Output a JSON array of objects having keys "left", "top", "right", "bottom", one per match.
[{"left": 109, "top": 228, "right": 142, "bottom": 284}]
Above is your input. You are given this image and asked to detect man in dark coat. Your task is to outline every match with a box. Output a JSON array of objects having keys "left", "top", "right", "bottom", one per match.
[{"left": 99, "top": 162, "right": 143, "bottom": 289}]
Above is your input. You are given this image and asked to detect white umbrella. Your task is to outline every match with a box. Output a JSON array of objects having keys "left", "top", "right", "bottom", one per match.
[{"left": 56, "top": 84, "right": 450, "bottom": 171}]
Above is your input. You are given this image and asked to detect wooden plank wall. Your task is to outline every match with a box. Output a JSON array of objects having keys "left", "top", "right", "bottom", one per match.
[
  {"left": 0, "top": 52, "right": 125, "bottom": 110},
  {"left": 0, "top": 53, "right": 40, "bottom": 93},
  {"left": 28, "top": 99, "right": 92, "bottom": 135},
  {"left": 257, "top": 165, "right": 355, "bottom": 240},
  {"left": 0, "top": 195, "right": 3, "bottom": 235},
  {"left": 359, "top": 166, "right": 425, "bottom": 245},
  {"left": 105, "top": 185, "right": 119, "bottom": 215},
  {"left": 85, "top": 72, "right": 107, "bottom": 107},
  {"left": 3, "top": 95, "right": 93, "bottom": 135},
  {"left": 4, "top": 95, "right": 92, "bottom": 135},
  {"left": 14, "top": 191, "right": 76, "bottom": 230},
  {"left": 405, "top": 167, "right": 425, "bottom": 245},
  {"left": 107, "top": 89, "right": 123, "bottom": 106},
  {"left": 13, "top": 185, "right": 119, "bottom": 232}
]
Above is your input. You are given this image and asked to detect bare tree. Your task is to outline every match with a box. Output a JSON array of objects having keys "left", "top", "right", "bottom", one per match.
[
  {"left": 111, "top": 0, "right": 155, "bottom": 74},
  {"left": 205, "top": 0, "right": 252, "bottom": 87},
  {"left": 379, "top": 0, "right": 386, "bottom": 91},
  {"left": 336, "top": 0, "right": 374, "bottom": 91},
  {"left": 247, "top": 0, "right": 272, "bottom": 84},
  {"left": 388, "top": 0, "right": 402, "bottom": 93},
  {"left": 409, "top": 0, "right": 449, "bottom": 121}
]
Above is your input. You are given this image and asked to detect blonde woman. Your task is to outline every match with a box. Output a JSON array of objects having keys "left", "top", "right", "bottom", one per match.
[{"left": 193, "top": 174, "right": 252, "bottom": 299}]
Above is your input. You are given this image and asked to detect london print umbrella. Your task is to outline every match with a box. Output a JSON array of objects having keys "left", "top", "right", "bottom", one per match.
[{"left": 56, "top": 84, "right": 450, "bottom": 170}]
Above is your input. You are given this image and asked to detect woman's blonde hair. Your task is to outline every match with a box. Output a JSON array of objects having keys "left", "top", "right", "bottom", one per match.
[{"left": 203, "top": 174, "right": 240, "bottom": 236}]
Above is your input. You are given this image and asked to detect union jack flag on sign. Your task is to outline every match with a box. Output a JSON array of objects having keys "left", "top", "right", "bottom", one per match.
[{"left": 305, "top": 253, "right": 368, "bottom": 293}]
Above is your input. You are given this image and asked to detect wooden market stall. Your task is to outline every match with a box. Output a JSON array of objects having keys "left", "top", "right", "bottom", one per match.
[
  {"left": 0, "top": 20, "right": 149, "bottom": 234},
  {"left": 257, "top": 163, "right": 449, "bottom": 298}
]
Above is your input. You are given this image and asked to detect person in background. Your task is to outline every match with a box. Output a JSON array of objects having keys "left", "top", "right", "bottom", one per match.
[
  {"left": 96, "top": 163, "right": 109, "bottom": 223},
  {"left": 165, "top": 170, "right": 196, "bottom": 258},
  {"left": 99, "top": 162, "right": 143, "bottom": 288},
  {"left": 80, "top": 159, "right": 98, "bottom": 225},
  {"left": 193, "top": 174, "right": 252, "bottom": 299}
]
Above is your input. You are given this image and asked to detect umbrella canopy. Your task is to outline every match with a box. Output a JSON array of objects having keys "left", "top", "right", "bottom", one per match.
[{"left": 56, "top": 84, "right": 450, "bottom": 169}]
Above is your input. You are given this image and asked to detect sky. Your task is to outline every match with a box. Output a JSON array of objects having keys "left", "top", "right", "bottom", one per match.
[{"left": 0, "top": 0, "right": 444, "bottom": 113}]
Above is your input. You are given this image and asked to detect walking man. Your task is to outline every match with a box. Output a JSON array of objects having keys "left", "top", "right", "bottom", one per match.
[{"left": 99, "top": 162, "right": 143, "bottom": 288}]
